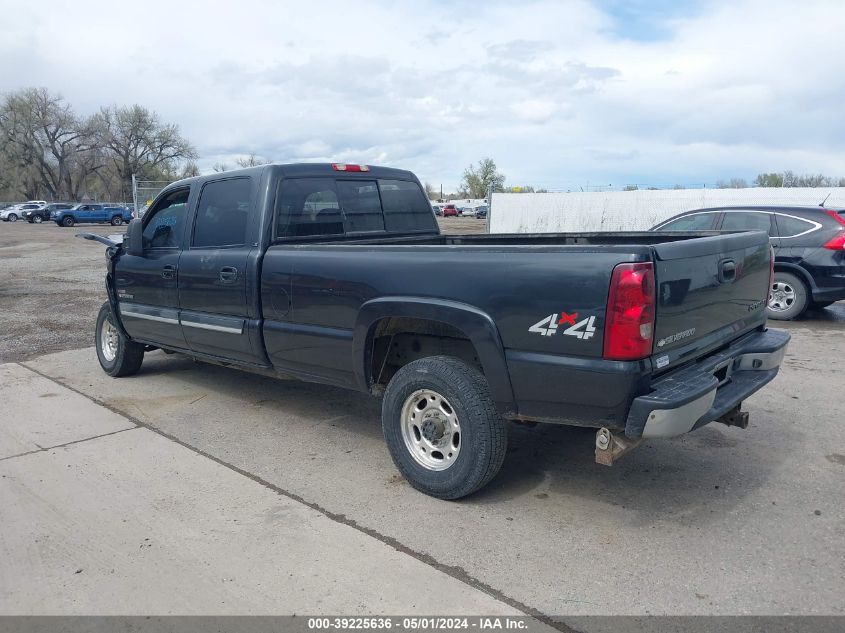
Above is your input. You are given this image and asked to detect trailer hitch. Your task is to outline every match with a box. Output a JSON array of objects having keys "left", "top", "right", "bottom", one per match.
[
  {"left": 715, "top": 405, "right": 749, "bottom": 429},
  {"left": 595, "top": 427, "right": 642, "bottom": 466}
]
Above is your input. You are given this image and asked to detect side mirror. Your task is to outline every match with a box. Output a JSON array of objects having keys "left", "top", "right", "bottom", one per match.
[{"left": 126, "top": 218, "right": 143, "bottom": 256}]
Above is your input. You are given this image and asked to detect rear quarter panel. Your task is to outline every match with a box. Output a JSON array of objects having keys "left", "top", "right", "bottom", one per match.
[{"left": 260, "top": 244, "right": 649, "bottom": 421}]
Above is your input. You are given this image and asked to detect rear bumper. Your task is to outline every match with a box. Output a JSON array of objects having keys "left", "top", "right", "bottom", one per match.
[{"left": 625, "top": 328, "right": 790, "bottom": 439}]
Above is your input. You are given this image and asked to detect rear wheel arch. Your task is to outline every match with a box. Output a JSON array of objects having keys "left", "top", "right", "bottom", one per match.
[
  {"left": 354, "top": 298, "right": 516, "bottom": 414},
  {"left": 773, "top": 261, "right": 814, "bottom": 291}
]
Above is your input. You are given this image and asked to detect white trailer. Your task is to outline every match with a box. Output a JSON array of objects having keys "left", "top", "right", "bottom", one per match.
[{"left": 488, "top": 187, "right": 845, "bottom": 233}]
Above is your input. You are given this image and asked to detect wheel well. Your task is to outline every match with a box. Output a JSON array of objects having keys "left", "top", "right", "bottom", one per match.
[
  {"left": 368, "top": 317, "right": 482, "bottom": 389},
  {"left": 773, "top": 263, "right": 813, "bottom": 291}
]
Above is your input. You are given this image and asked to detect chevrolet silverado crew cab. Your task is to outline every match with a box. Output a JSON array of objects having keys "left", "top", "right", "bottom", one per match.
[{"left": 80, "top": 163, "right": 790, "bottom": 499}]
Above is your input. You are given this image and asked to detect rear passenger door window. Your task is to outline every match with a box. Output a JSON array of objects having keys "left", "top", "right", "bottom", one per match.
[
  {"left": 657, "top": 212, "right": 719, "bottom": 230},
  {"left": 720, "top": 212, "right": 773, "bottom": 235},
  {"left": 192, "top": 178, "right": 251, "bottom": 248}
]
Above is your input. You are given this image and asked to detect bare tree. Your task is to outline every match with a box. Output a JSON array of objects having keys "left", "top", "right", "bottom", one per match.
[
  {"left": 0, "top": 87, "right": 100, "bottom": 200},
  {"left": 423, "top": 181, "right": 438, "bottom": 200},
  {"left": 235, "top": 153, "right": 270, "bottom": 168},
  {"left": 95, "top": 104, "right": 196, "bottom": 199}
]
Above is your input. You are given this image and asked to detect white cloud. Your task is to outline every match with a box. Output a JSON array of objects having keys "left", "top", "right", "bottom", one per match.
[{"left": 0, "top": 0, "right": 843, "bottom": 190}]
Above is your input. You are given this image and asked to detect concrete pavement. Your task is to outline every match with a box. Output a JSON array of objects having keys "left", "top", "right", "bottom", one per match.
[
  {"left": 0, "top": 363, "right": 524, "bottom": 616},
  {"left": 1, "top": 325, "right": 843, "bottom": 618}
]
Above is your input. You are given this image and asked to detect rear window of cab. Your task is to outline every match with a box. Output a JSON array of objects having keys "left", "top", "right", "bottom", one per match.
[{"left": 274, "top": 178, "right": 437, "bottom": 239}]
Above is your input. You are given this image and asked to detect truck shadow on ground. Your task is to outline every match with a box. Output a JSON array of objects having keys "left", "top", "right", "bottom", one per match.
[
  {"left": 470, "top": 418, "right": 792, "bottom": 528},
  {"left": 131, "top": 351, "right": 793, "bottom": 528}
]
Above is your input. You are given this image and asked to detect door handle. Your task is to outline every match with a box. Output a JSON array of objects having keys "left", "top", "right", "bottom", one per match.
[
  {"left": 219, "top": 266, "right": 239, "bottom": 283},
  {"left": 162, "top": 264, "right": 176, "bottom": 280},
  {"left": 719, "top": 259, "right": 736, "bottom": 283}
]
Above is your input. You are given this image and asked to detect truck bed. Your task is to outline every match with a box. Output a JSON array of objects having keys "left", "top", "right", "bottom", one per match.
[{"left": 294, "top": 230, "right": 722, "bottom": 248}]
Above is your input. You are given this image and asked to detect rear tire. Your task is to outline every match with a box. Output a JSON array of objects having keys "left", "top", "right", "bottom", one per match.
[
  {"left": 8, "top": 213, "right": 17, "bottom": 222},
  {"left": 62, "top": 216, "right": 74, "bottom": 227},
  {"left": 767, "top": 271, "right": 809, "bottom": 320},
  {"left": 382, "top": 356, "right": 508, "bottom": 499},
  {"left": 95, "top": 302, "right": 144, "bottom": 377},
  {"left": 111, "top": 215, "right": 123, "bottom": 226},
  {"left": 33, "top": 215, "right": 43, "bottom": 224}
]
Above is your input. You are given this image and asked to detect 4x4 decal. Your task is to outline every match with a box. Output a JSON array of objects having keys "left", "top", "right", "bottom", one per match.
[{"left": 528, "top": 312, "right": 597, "bottom": 339}]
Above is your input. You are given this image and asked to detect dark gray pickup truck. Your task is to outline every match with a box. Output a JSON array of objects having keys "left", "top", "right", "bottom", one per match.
[{"left": 81, "top": 163, "right": 790, "bottom": 499}]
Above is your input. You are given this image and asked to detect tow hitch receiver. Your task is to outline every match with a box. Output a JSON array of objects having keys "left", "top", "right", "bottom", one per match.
[
  {"left": 595, "top": 427, "right": 642, "bottom": 466},
  {"left": 715, "top": 405, "right": 749, "bottom": 429}
]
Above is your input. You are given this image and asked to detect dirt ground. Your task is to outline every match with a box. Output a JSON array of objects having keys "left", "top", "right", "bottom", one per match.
[{"left": 0, "top": 217, "right": 487, "bottom": 362}]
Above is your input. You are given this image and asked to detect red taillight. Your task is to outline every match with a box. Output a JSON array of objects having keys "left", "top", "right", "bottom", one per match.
[
  {"left": 332, "top": 163, "right": 370, "bottom": 172},
  {"left": 823, "top": 209, "right": 845, "bottom": 227},
  {"left": 823, "top": 233, "right": 845, "bottom": 250},
  {"left": 603, "top": 262, "right": 656, "bottom": 361}
]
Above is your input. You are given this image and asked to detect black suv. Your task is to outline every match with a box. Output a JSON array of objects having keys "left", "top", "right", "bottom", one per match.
[
  {"left": 25, "top": 202, "right": 73, "bottom": 223},
  {"left": 653, "top": 206, "right": 845, "bottom": 320}
]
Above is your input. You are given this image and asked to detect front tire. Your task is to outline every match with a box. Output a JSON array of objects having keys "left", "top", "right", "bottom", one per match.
[
  {"left": 33, "top": 215, "right": 43, "bottom": 224},
  {"left": 62, "top": 216, "right": 75, "bottom": 227},
  {"left": 768, "top": 271, "right": 809, "bottom": 320},
  {"left": 95, "top": 302, "right": 144, "bottom": 377},
  {"left": 382, "top": 356, "right": 508, "bottom": 499}
]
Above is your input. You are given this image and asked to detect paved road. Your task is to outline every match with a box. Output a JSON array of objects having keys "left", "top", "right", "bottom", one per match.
[{"left": 7, "top": 324, "right": 844, "bottom": 618}]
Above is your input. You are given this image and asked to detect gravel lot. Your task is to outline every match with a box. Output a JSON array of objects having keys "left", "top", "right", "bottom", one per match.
[
  {"left": 0, "top": 216, "right": 487, "bottom": 363},
  {"left": 1, "top": 216, "right": 841, "bottom": 363}
]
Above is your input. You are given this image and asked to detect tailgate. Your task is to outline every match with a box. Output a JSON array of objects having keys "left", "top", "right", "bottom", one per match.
[{"left": 651, "top": 231, "right": 770, "bottom": 367}]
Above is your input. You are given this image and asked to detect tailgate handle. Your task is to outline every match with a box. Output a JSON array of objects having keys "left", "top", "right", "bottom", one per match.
[{"left": 719, "top": 259, "right": 736, "bottom": 283}]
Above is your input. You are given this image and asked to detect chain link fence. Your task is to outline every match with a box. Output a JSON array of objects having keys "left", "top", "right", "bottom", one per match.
[{"left": 131, "top": 177, "right": 172, "bottom": 217}]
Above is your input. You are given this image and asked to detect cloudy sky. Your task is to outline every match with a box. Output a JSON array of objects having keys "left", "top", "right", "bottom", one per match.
[{"left": 1, "top": 0, "right": 844, "bottom": 190}]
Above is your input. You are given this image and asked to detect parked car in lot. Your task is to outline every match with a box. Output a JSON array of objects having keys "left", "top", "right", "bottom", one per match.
[
  {"left": 26, "top": 202, "right": 72, "bottom": 223},
  {"left": 475, "top": 205, "right": 488, "bottom": 219},
  {"left": 652, "top": 206, "right": 845, "bottom": 320},
  {"left": 431, "top": 204, "right": 443, "bottom": 216},
  {"left": 81, "top": 163, "right": 788, "bottom": 499},
  {"left": 1, "top": 203, "right": 42, "bottom": 222},
  {"left": 53, "top": 203, "right": 133, "bottom": 227},
  {"left": 460, "top": 206, "right": 477, "bottom": 217},
  {"left": 442, "top": 204, "right": 458, "bottom": 217}
]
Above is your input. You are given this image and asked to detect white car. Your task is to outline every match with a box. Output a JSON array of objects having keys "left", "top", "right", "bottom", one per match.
[
  {"left": 1, "top": 203, "right": 41, "bottom": 222},
  {"left": 460, "top": 207, "right": 478, "bottom": 217}
]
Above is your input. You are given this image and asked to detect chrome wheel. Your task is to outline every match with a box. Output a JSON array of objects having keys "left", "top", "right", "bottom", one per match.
[
  {"left": 769, "top": 281, "right": 796, "bottom": 312},
  {"left": 33, "top": 215, "right": 42, "bottom": 223},
  {"left": 99, "top": 317, "right": 119, "bottom": 362},
  {"left": 400, "top": 389, "right": 461, "bottom": 471}
]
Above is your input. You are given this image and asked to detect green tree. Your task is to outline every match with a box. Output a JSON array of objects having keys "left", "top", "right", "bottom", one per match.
[
  {"left": 461, "top": 158, "right": 505, "bottom": 198},
  {"left": 754, "top": 172, "right": 784, "bottom": 187}
]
